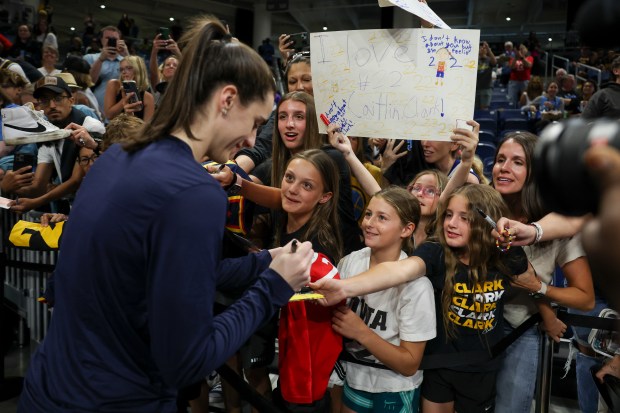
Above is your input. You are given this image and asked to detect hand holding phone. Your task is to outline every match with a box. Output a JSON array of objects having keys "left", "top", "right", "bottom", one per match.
[
  {"left": 13, "top": 153, "right": 35, "bottom": 172},
  {"left": 122, "top": 81, "right": 143, "bottom": 112},
  {"left": 158, "top": 27, "right": 170, "bottom": 40},
  {"left": 288, "top": 32, "right": 310, "bottom": 53}
]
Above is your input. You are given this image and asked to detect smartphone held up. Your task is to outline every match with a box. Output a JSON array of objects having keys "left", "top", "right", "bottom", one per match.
[
  {"left": 158, "top": 27, "right": 170, "bottom": 40},
  {"left": 122, "top": 80, "right": 143, "bottom": 112}
]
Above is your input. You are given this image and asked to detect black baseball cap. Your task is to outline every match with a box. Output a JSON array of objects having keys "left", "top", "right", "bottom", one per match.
[{"left": 33, "top": 76, "right": 73, "bottom": 98}]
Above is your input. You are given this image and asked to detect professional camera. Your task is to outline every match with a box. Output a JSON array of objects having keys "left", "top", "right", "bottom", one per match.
[{"left": 534, "top": 118, "right": 620, "bottom": 216}]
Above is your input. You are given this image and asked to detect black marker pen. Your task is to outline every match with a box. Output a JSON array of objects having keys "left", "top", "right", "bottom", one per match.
[{"left": 476, "top": 207, "right": 497, "bottom": 231}]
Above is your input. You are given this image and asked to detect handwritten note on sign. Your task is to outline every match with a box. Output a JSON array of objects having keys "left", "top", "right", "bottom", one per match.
[{"left": 311, "top": 29, "right": 480, "bottom": 141}]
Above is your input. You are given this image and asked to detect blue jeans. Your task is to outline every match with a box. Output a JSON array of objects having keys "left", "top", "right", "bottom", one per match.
[
  {"left": 568, "top": 295, "right": 608, "bottom": 413},
  {"left": 507, "top": 80, "right": 529, "bottom": 106},
  {"left": 495, "top": 324, "right": 540, "bottom": 413}
]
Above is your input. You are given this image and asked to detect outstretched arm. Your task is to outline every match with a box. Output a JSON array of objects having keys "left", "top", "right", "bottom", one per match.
[
  {"left": 311, "top": 256, "right": 426, "bottom": 305},
  {"left": 496, "top": 213, "right": 587, "bottom": 246},
  {"left": 440, "top": 120, "right": 480, "bottom": 204},
  {"left": 325, "top": 123, "right": 381, "bottom": 196},
  {"left": 10, "top": 162, "right": 84, "bottom": 213}
]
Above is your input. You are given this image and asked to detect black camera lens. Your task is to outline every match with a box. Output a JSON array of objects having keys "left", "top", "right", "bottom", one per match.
[{"left": 534, "top": 119, "right": 620, "bottom": 216}]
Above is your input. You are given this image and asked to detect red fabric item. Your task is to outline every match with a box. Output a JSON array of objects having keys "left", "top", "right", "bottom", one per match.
[
  {"left": 278, "top": 253, "right": 343, "bottom": 404},
  {"left": 0, "top": 34, "right": 12, "bottom": 51},
  {"left": 509, "top": 56, "right": 534, "bottom": 81}
]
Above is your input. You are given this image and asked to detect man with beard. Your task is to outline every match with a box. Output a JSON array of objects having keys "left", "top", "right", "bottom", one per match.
[{"left": 1, "top": 75, "right": 103, "bottom": 213}]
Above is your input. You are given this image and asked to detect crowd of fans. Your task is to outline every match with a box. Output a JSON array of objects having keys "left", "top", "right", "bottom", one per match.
[{"left": 0, "top": 5, "right": 619, "bottom": 413}]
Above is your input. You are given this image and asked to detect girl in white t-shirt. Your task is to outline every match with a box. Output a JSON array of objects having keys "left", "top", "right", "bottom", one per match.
[{"left": 332, "top": 186, "right": 436, "bottom": 413}]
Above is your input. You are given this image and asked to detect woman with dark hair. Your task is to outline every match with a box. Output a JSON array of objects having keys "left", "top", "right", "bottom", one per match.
[
  {"left": 518, "top": 75, "right": 543, "bottom": 109},
  {"left": 251, "top": 91, "right": 321, "bottom": 185},
  {"left": 18, "top": 15, "right": 313, "bottom": 413},
  {"left": 578, "top": 79, "right": 598, "bottom": 114},
  {"left": 243, "top": 91, "right": 362, "bottom": 254},
  {"left": 234, "top": 50, "right": 313, "bottom": 173},
  {"left": 492, "top": 132, "right": 595, "bottom": 413}
]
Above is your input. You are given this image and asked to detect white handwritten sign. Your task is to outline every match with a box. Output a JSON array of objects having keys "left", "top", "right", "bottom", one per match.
[
  {"left": 378, "top": 0, "right": 451, "bottom": 30},
  {"left": 311, "top": 28, "right": 479, "bottom": 141}
]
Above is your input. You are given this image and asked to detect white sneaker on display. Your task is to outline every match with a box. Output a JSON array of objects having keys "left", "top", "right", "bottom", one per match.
[{"left": 2, "top": 105, "right": 71, "bottom": 145}]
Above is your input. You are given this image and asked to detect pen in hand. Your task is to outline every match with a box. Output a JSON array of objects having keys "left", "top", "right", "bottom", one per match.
[
  {"left": 476, "top": 207, "right": 497, "bottom": 231},
  {"left": 320, "top": 113, "right": 346, "bottom": 145},
  {"left": 209, "top": 164, "right": 226, "bottom": 174},
  {"left": 291, "top": 239, "right": 311, "bottom": 293}
]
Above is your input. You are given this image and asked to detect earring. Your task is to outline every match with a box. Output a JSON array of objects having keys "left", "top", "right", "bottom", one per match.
[{"left": 221, "top": 107, "right": 228, "bottom": 116}]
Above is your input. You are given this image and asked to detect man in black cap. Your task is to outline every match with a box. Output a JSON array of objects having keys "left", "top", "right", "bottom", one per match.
[{"left": 1, "top": 75, "right": 103, "bottom": 213}]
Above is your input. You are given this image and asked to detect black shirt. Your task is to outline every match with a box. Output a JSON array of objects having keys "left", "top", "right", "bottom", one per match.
[{"left": 414, "top": 242, "right": 528, "bottom": 372}]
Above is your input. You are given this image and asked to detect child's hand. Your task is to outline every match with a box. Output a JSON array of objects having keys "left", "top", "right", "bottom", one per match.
[
  {"left": 331, "top": 306, "right": 368, "bottom": 341},
  {"left": 310, "top": 278, "right": 347, "bottom": 306},
  {"left": 380, "top": 139, "right": 407, "bottom": 172},
  {"left": 451, "top": 120, "right": 479, "bottom": 163},
  {"left": 540, "top": 316, "right": 567, "bottom": 343},
  {"left": 207, "top": 165, "right": 235, "bottom": 188},
  {"left": 326, "top": 123, "right": 353, "bottom": 157}
]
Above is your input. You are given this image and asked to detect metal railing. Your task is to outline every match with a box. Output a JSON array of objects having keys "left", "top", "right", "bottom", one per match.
[
  {"left": 550, "top": 55, "right": 570, "bottom": 79},
  {"left": 575, "top": 62, "right": 603, "bottom": 88},
  {"left": 2, "top": 210, "right": 55, "bottom": 344}
]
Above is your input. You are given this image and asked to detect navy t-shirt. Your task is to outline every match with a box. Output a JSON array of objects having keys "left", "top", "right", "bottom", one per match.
[{"left": 19, "top": 137, "right": 294, "bottom": 413}]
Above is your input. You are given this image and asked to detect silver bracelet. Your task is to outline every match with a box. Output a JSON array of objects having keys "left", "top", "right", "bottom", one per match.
[{"left": 530, "top": 222, "right": 543, "bottom": 244}]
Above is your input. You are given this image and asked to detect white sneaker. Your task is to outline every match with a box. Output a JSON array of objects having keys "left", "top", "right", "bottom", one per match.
[
  {"left": 82, "top": 116, "right": 106, "bottom": 135},
  {"left": 2, "top": 105, "right": 71, "bottom": 145}
]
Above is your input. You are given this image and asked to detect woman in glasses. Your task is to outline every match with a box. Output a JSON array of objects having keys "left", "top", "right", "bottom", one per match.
[
  {"left": 406, "top": 170, "right": 449, "bottom": 246},
  {"left": 103, "top": 55, "right": 154, "bottom": 121}
]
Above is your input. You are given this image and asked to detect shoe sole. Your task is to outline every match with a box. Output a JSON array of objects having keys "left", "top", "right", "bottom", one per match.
[{"left": 4, "top": 130, "right": 72, "bottom": 146}]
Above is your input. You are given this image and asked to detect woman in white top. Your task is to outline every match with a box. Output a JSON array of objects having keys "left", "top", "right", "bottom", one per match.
[{"left": 37, "top": 46, "right": 61, "bottom": 76}]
